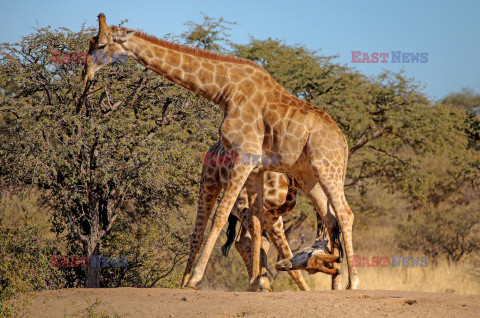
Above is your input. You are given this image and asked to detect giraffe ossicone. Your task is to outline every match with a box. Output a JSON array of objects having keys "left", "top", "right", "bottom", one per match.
[{"left": 82, "top": 13, "right": 359, "bottom": 291}]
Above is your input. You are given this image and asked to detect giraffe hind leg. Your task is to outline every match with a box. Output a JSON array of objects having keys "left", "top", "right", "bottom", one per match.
[
  {"left": 243, "top": 171, "right": 274, "bottom": 292},
  {"left": 290, "top": 169, "right": 343, "bottom": 289},
  {"left": 309, "top": 164, "right": 359, "bottom": 290}
]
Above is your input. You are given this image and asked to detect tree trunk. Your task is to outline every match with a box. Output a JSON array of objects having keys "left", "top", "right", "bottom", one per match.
[
  {"left": 84, "top": 182, "right": 103, "bottom": 288},
  {"left": 85, "top": 240, "right": 101, "bottom": 288}
]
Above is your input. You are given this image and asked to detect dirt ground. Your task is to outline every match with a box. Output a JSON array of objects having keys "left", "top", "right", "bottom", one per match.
[{"left": 17, "top": 287, "right": 480, "bottom": 317}]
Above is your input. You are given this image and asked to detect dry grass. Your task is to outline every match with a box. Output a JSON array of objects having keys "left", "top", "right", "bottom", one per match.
[{"left": 309, "top": 250, "right": 480, "bottom": 294}]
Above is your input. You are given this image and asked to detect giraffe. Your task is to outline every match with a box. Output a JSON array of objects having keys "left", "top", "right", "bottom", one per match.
[
  {"left": 81, "top": 13, "right": 359, "bottom": 291},
  {"left": 180, "top": 140, "right": 339, "bottom": 291}
]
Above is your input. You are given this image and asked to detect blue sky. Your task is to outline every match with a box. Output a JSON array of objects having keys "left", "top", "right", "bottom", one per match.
[{"left": 1, "top": 0, "right": 479, "bottom": 101}]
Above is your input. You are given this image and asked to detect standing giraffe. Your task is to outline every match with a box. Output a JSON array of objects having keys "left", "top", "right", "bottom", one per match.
[
  {"left": 82, "top": 14, "right": 358, "bottom": 291},
  {"left": 181, "top": 140, "right": 340, "bottom": 291}
]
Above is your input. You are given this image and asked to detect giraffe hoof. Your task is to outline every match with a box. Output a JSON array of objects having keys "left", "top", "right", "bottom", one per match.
[
  {"left": 259, "top": 288, "right": 271, "bottom": 293},
  {"left": 346, "top": 275, "right": 359, "bottom": 290},
  {"left": 183, "top": 283, "right": 197, "bottom": 291}
]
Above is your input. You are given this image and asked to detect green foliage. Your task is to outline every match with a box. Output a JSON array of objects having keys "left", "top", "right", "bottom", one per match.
[
  {"left": 0, "top": 224, "right": 65, "bottom": 316},
  {"left": 396, "top": 203, "right": 480, "bottom": 262},
  {"left": 181, "top": 13, "right": 236, "bottom": 52},
  {"left": 233, "top": 38, "right": 341, "bottom": 101},
  {"left": 442, "top": 88, "right": 480, "bottom": 113},
  {"left": 100, "top": 213, "right": 189, "bottom": 288},
  {"left": 0, "top": 23, "right": 221, "bottom": 288},
  {"left": 441, "top": 88, "right": 480, "bottom": 150}
]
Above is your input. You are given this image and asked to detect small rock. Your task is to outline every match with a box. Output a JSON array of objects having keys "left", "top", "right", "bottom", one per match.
[
  {"left": 404, "top": 299, "right": 416, "bottom": 305},
  {"left": 181, "top": 297, "right": 187, "bottom": 301}
]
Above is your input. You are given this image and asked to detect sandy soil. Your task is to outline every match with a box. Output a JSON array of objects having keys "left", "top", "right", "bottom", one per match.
[{"left": 19, "top": 288, "right": 480, "bottom": 318}]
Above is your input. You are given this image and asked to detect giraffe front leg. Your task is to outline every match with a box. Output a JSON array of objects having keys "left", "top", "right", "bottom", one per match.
[
  {"left": 181, "top": 169, "right": 222, "bottom": 288},
  {"left": 245, "top": 171, "right": 270, "bottom": 292},
  {"left": 186, "top": 164, "right": 255, "bottom": 289}
]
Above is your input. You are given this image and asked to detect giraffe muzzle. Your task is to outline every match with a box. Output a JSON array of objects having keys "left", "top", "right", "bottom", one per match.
[
  {"left": 275, "top": 258, "right": 294, "bottom": 271},
  {"left": 275, "top": 239, "right": 340, "bottom": 275}
]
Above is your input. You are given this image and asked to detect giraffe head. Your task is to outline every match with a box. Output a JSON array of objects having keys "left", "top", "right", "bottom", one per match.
[
  {"left": 81, "top": 13, "right": 135, "bottom": 84},
  {"left": 275, "top": 239, "right": 340, "bottom": 275}
]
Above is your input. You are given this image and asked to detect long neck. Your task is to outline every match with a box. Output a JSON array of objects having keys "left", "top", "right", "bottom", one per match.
[{"left": 122, "top": 36, "right": 237, "bottom": 109}]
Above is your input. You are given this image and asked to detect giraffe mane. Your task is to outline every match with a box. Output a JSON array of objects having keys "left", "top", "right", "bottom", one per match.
[
  {"left": 130, "top": 29, "right": 259, "bottom": 68},
  {"left": 123, "top": 30, "right": 336, "bottom": 125}
]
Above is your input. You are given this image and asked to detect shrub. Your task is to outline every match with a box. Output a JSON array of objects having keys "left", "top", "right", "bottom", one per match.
[
  {"left": 0, "top": 224, "right": 65, "bottom": 316},
  {"left": 396, "top": 203, "right": 480, "bottom": 262}
]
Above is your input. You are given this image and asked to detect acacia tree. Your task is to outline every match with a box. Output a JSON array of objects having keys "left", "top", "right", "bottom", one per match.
[
  {"left": 442, "top": 88, "right": 480, "bottom": 151},
  {"left": 0, "top": 25, "right": 221, "bottom": 287},
  {"left": 181, "top": 13, "right": 236, "bottom": 52}
]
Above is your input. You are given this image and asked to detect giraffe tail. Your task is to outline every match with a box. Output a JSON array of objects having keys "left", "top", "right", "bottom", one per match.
[
  {"left": 221, "top": 213, "right": 238, "bottom": 257},
  {"left": 322, "top": 202, "right": 344, "bottom": 260}
]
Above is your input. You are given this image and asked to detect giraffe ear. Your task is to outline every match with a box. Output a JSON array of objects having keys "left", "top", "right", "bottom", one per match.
[{"left": 112, "top": 29, "right": 135, "bottom": 43}]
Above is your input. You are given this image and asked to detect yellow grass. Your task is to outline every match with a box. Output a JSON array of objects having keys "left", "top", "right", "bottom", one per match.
[{"left": 309, "top": 250, "right": 480, "bottom": 294}]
